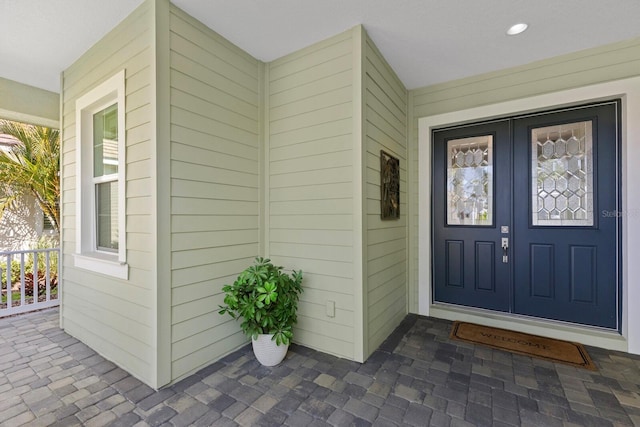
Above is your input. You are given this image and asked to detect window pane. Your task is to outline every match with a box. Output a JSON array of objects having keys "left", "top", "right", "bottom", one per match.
[
  {"left": 531, "top": 121, "right": 593, "bottom": 226},
  {"left": 447, "top": 135, "right": 493, "bottom": 225},
  {"left": 93, "top": 104, "right": 118, "bottom": 177},
  {"left": 43, "top": 215, "right": 55, "bottom": 231},
  {"left": 96, "top": 181, "right": 119, "bottom": 251}
]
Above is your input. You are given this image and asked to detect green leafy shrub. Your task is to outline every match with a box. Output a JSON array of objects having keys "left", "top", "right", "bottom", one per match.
[
  {"left": 0, "top": 259, "right": 24, "bottom": 287},
  {"left": 219, "top": 257, "right": 303, "bottom": 345},
  {"left": 31, "top": 237, "right": 59, "bottom": 275},
  {"left": 1, "top": 240, "right": 58, "bottom": 291}
]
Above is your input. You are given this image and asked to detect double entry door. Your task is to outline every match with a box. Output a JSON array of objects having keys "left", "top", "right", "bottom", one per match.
[{"left": 432, "top": 101, "right": 620, "bottom": 329}]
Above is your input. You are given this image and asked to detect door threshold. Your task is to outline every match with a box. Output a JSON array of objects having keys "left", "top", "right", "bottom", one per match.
[{"left": 429, "top": 303, "right": 628, "bottom": 353}]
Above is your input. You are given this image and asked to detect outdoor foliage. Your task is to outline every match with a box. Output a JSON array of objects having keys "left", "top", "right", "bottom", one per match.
[
  {"left": 0, "top": 257, "right": 59, "bottom": 299},
  {"left": 1, "top": 237, "right": 59, "bottom": 292},
  {"left": 0, "top": 258, "right": 23, "bottom": 287},
  {"left": 0, "top": 249, "right": 58, "bottom": 291},
  {"left": 0, "top": 120, "right": 60, "bottom": 232},
  {"left": 219, "top": 257, "right": 303, "bottom": 345},
  {"left": 31, "top": 236, "right": 60, "bottom": 273}
]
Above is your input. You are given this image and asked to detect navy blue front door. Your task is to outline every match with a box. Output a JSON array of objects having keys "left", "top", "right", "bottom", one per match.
[
  {"left": 432, "top": 101, "right": 620, "bottom": 329},
  {"left": 512, "top": 102, "right": 620, "bottom": 328},
  {"left": 432, "top": 120, "right": 512, "bottom": 312}
]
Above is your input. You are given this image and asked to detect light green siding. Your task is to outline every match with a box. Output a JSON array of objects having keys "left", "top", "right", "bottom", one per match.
[
  {"left": 59, "top": 0, "right": 640, "bottom": 387},
  {"left": 267, "top": 30, "right": 358, "bottom": 359},
  {"left": 363, "top": 32, "right": 408, "bottom": 356},
  {"left": 168, "top": 5, "right": 261, "bottom": 381},
  {"left": 0, "top": 77, "right": 59, "bottom": 127},
  {"left": 407, "top": 36, "right": 640, "bottom": 313},
  {"left": 413, "top": 37, "right": 640, "bottom": 118},
  {"left": 60, "top": 1, "right": 156, "bottom": 385}
]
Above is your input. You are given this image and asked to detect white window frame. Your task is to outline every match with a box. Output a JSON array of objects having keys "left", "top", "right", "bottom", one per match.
[{"left": 74, "top": 70, "right": 128, "bottom": 279}]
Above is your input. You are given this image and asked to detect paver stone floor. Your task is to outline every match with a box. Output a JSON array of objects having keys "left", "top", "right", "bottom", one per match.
[{"left": 1, "top": 308, "right": 640, "bottom": 426}]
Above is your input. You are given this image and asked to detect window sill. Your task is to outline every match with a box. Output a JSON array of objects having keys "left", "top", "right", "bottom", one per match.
[{"left": 73, "top": 253, "right": 129, "bottom": 280}]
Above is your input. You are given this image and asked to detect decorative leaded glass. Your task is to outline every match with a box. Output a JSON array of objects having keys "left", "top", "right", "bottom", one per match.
[
  {"left": 531, "top": 121, "right": 593, "bottom": 226},
  {"left": 447, "top": 136, "right": 493, "bottom": 225}
]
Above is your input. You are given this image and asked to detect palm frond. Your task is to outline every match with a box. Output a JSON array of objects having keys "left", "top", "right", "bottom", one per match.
[{"left": 0, "top": 120, "right": 60, "bottom": 232}]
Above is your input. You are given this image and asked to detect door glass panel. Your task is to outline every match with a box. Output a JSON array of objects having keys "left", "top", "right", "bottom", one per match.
[
  {"left": 531, "top": 121, "right": 593, "bottom": 226},
  {"left": 447, "top": 135, "right": 493, "bottom": 225}
]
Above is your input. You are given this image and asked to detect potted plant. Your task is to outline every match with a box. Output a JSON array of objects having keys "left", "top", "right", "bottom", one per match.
[{"left": 218, "top": 257, "right": 303, "bottom": 366}]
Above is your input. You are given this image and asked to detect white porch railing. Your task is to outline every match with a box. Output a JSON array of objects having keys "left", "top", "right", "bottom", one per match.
[{"left": 0, "top": 248, "right": 59, "bottom": 317}]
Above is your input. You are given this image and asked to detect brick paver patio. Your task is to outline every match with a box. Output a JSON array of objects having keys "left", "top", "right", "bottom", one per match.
[{"left": 1, "top": 308, "right": 640, "bottom": 426}]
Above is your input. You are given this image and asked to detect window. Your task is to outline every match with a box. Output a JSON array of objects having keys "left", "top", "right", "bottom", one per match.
[
  {"left": 43, "top": 204, "right": 57, "bottom": 231},
  {"left": 93, "top": 104, "right": 119, "bottom": 251},
  {"left": 43, "top": 216, "right": 54, "bottom": 231},
  {"left": 74, "top": 70, "right": 127, "bottom": 279}
]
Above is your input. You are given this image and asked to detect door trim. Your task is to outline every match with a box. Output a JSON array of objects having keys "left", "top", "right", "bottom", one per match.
[{"left": 417, "top": 75, "right": 640, "bottom": 354}]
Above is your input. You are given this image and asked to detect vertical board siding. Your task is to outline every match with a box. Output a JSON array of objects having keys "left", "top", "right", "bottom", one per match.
[
  {"left": 268, "top": 31, "right": 356, "bottom": 359},
  {"left": 169, "top": 5, "right": 261, "bottom": 381},
  {"left": 364, "top": 34, "right": 408, "bottom": 356},
  {"left": 60, "top": 2, "right": 155, "bottom": 384},
  {"left": 407, "top": 37, "right": 640, "bottom": 314}
]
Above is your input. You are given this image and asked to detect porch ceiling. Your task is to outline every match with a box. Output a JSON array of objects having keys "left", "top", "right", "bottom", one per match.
[{"left": 1, "top": 0, "right": 640, "bottom": 93}]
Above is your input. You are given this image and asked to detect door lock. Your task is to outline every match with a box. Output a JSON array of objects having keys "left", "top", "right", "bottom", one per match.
[{"left": 501, "top": 238, "right": 509, "bottom": 263}]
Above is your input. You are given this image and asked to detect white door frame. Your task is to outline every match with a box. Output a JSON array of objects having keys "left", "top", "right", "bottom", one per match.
[{"left": 418, "top": 76, "right": 640, "bottom": 354}]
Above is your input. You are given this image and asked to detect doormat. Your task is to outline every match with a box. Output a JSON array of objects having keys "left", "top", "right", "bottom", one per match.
[{"left": 450, "top": 321, "right": 597, "bottom": 370}]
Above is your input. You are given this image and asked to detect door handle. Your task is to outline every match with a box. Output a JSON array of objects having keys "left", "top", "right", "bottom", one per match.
[{"left": 501, "top": 238, "right": 509, "bottom": 263}]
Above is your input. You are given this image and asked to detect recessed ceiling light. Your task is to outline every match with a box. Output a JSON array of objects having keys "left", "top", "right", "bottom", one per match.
[{"left": 507, "top": 23, "right": 528, "bottom": 36}]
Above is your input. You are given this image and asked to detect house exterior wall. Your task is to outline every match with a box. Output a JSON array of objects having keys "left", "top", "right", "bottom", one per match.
[
  {"left": 408, "top": 37, "right": 640, "bottom": 351},
  {"left": 72, "top": 0, "right": 640, "bottom": 387},
  {"left": 56, "top": 0, "right": 416, "bottom": 389},
  {"left": 265, "top": 29, "right": 360, "bottom": 360},
  {"left": 0, "top": 77, "right": 59, "bottom": 127},
  {"left": 362, "top": 32, "right": 408, "bottom": 356},
  {"left": 60, "top": 2, "right": 412, "bottom": 386},
  {"left": 58, "top": 0, "right": 640, "bottom": 388},
  {"left": 0, "top": 193, "right": 57, "bottom": 252},
  {"left": 60, "top": 1, "right": 156, "bottom": 385},
  {"left": 168, "top": 4, "right": 262, "bottom": 381}
]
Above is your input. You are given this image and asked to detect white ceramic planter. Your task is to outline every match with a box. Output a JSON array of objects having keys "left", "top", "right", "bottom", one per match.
[{"left": 251, "top": 334, "right": 289, "bottom": 366}]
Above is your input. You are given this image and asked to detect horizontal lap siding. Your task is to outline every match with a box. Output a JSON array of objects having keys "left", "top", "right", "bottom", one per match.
[
  {"left": 412, "top": 38, "right": 640, "bottom": 118},
  {"left": 363, "top": 34, "right": 408, "bottom": 355},
  {"left": 61, "top": 2, "right": 155, "bottom": 384},
  {"left": 169, "top": 5, "right": 261, "bottom": 381},
  {"left": 268, "top": 30, "right": 356, "bottom": 359},
  {"left": 407, "top": 37, "right": 640, "bottom": 313}
]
